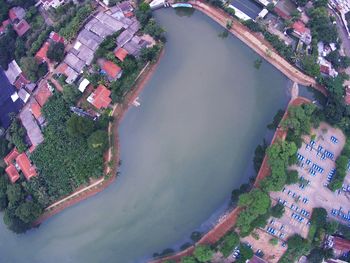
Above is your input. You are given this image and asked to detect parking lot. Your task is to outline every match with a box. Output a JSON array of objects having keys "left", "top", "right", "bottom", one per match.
[
  {"left": 269, "top": 123, "right": 347, "bottom": 240},
  {"left": 245, "top": 123, "right": 349, "bottom": 262}
]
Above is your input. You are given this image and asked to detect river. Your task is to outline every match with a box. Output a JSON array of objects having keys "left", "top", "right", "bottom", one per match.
[{"left": 0, "top": 9, "right": 292, "bottom": 263}]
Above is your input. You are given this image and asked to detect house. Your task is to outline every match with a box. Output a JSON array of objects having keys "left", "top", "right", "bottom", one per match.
[
  {"left": 5, "top": 164, "right": 20, "bottom": 183},
  {"left": 35, "top": 41, "right": 50, "bottom": 63},
  {"left": 18, "top": 88, "right": 30, "bottom": 103},
  {"left": 87, "top": 84, "right": 112, "bottom": 109},
  {"left": 5, "top": 60, "right": 22, "bottom": 84},
  {"left": 0, "top": 19, "right": 10, "bottom": 35},
  {"left": 13, "top": 73, "right": 30, "bottom": 90},
  {"left": 318, "top": 57, "right": 338, "bottom": 77},
  {"left": 114, "top": 47, "right": 129, "bottom": 62},
  {"left": 19, "top": 108, "right": 44, "bottom": 147},
  {"left": 0, "top": 69, "right": 23, "bottom": 129},
  {"left": 4, "top": 148, "right": 20, "bottom": 166},
  {"left": 8, "top": 7, "right": 26, "bottom": 22},
  {"left": 78, "top": 78, "right": 90, "bottom": 93},
  {"left": 35, "top": 80, "right": 53, "bottom": 107},
  {"left": 118, "top": 1, "right": 134, "bottom": 17},
  {"left": 30, "top": 100, "right": 45, "bottom": 124},
  {"left": 274, "top": 0, "right": 297, "bottom": 20},
  {"left": 100, "top": 60, "right": 123, "bottom": 80},
  {"left": 16, "top": 153, "right": 37, "bottom": 180},
  {"left": 328, "top": 236, "right": 350, "bottom": 258},
  {"left": 13, "top": 19, "right": 30, "bottom": 37},
  {"left": 40, "top": 0, "right": 67, "bottom": 10},
  {"left": 291, "top": 21, "right": 312, "bottom": 45},
  {"left": 56, "top": 63, "right": 79, "bottom": 84},
  {"left": 49, "top": 31, "right": 65, "bottom": 44}
]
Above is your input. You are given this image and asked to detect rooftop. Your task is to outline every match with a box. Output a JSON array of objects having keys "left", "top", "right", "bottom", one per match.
[
  {"left": 16, "top": 152, "right": 37, "bottom": 180},
  {"left": 87, "top": 84, "right": 112, "bottom": 109},
  {"left": 13, "top": 73, "right": 30, "bottom": 90},
  {"left": 19, "top": 108, "right": 44, "bottom": 147},
  {"left": 49, "top": 31, "right": 64, "bottom": 43},
  {"left": 114, "top": 47, "right": 129, "bottom": 61},
  {"left": 13, "top": 19, "right": 30, "bottom": 37},
  {"left": 35, "top": 81, "right": 52, "bottom": 107},
  {"left": 5, "top": 164, "right": 20, "bottom": 183},
  {"left": 30, "top": 100, "right": 43, "bottom": 121},
  {"left": 35, "top": 41, "right": 50, "bottom": 63},
  {"left": 101, "top": 60, "right": 122, "bottom": 79},
  {"left": 9, "top": 7, "right": 26, "bottom": 22},
  {"left": 4, "top": 148, "right": 20, "bottom": 166}
]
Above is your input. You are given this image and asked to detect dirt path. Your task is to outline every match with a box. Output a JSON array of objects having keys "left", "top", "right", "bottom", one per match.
[
  {"left": 189, "top": 0, "right": 327, "bottom": 96},
  {"left": 150, "top": 96, "right": 310, "bottom": 263}
]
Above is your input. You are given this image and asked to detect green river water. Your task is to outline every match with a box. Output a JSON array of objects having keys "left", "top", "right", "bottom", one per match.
[{"left": 0, "top": 8, "right": 291, "bottom": 263}]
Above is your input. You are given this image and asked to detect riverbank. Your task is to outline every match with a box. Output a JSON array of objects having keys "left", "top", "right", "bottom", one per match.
[
  {"left": 189, "top": 0, "right": 327, "bottom": 96},
  {"left": 34, "top": 48, "right": 165, "bottom": 226},
  {"left": 151, "top": 95, "right": 310, "bottom": 263}
]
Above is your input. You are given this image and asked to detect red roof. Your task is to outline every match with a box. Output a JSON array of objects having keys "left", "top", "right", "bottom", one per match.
[
  {"left": 0, "top": 19, "right": 11, "bottom": 34},
  {"left": 35, "top": 81, "right": 52, "bottom": 107},
  {"left": 30, "top": 100, "right": 42, "bottom": 120},
  {"left": 274, "top": 7, "right": 291, "bottom": 20},
  {"left": 16, "top": 153, "right": 37, "bottom": 180},
  {"left": 4, "top": 148, "right": 20, "bottom": 166},
  {"left": 89, "top": 84, "right": 112, "bottom": 109},
  {"left": 292, "top": 21, "right": 307, "bottom": 34},
  {"left": 5, "top": 164, "right": 20, "bottom": 183},
  {"left": 35, "top": 41, "right": 50, "bottom": 63},
  {"left": 49, "top": 31, "right": 65, "bottom": 43},
  {"left": 114, "top": 48, "right": 128, "bottom": 62},
  {"left": 101, "top": 60, "right": 122, "bottom": 79},
  {"left": 14, "top": 19, "right": 30, "bottom": 37},
  {"left": 13, "top": 73, "right": 30, "bottom": 89},
  {"left": 320, "top": 65, "right": 330, "bottom": 75},
  {"left": 29, "top": 144, "right": 36, "bottom": 153},
  {"left": 333, "top": 237, "right": 350, "bottom": 252},
  {"left": 124, "top": 11, "right": 134, "bottom": 18},
  {"left": 9, "top": 9, "right": 17, "bottom": 21}
]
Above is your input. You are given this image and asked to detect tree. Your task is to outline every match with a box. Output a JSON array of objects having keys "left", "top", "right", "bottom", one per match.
[
  {"left": 47, "top": 42, "right": 65, "bottom": 62},
  {"left": 144, "top": 19, "right": 165, "bottom": 40},
  {"left": 237, "top": 243, "right": 253, "bottom": 262},
  {"left": 140, "top": 46, "right": 160, "bottom": 63},
  {"left": 66, "top": 115, "right": 94, "bottom": 138},
  {"left": 15, "top": 201, "right": 42, "bottom": 224},
  {"left": 193, "top": 245, "right": 213, "bottom": 262},
  {"left": 6, "top": 184, "right": 23, "bottom": 207},
  {"left": 0, "top": 2, "right": 9, "bottom": 21},
  {"left": 270, "top": 203, "right": 285, "bottom": 218},
  {"left": 87, "top": 130, "right": 109, "bottom": 152},
  {"left": 286, "top": 170, "right": 299, "bottom": 184},
  {"left": 220, "top": 232, "right": 240, "bottom": 257},
  {"left": 20, "top": 56, "right": 40, "bottom": 82},
  {"left": 181, "top": 257, "right": 197, "bottom": 263},
  {"left": 301, "top": 55, "right": 320, "bottom": 78},
  {"left": 62, "top": 84, "right": 80, "bottom": 104},
  {"left": 269, "top": 238, "right": 278, "bottom": 246}
]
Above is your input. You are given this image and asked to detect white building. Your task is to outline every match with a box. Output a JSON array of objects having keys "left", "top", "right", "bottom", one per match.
[{"left": 40, "top": 0, "right": 67, "bottom": 10}]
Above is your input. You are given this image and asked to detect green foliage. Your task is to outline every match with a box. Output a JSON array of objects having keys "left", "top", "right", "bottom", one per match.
[
  {"left": 286, "top": 170, "right": 299, "bottom": 185},
  {"left": 219, "top": 231, "right": 239, "bottom": 257},
  {"left": 20, "top": 56, "right": 41, "bottom": 82},
  {"left": 0, "top": 2, "right": 9, "bottom": 21},
  {"left": 66, "top": 115, "right": 94, "bottom": 137},
  {"left": 15, "top": 201, "right": 42, "bottom": 224},
  {"left": 237, "top": 243, "right": 253, "bottom": 263},
  {"left": 143, "top": 19, "right": 165, "bottom": 41},
  {"left": 62, "top": 84, "right": 80, "bottom": 105},
  {"left": 279, "top": 235, "right": 311, "bottom": 263},
  {"left": 6, "top": 184, "right": 23, "bottom": 207},
  {"left": 87, "top": 130, "right": 109, "bottom": 152},
  {"left": 253, "top": 140, "right": 267, "bottom": 173},
  {"left": 140, "top": 45, "right": 161, "bottom": 63},
  {"left": 308, "top": 7, "right": 338, "bottom": 44},
  {"left": 47, "top": 42, "right": 65, "bottom": 62},
  {"left": 59, "top": 4, "right": 93, "bottom": 41},
  {"left": 231, "top": 183, "right": 250, "bottom": 203},
  {"left": 267, "top": 109, "right": 285, "bottom": 130},
  {"left": 193, "top": 245, "right": 213, "bottom": 262},
  {"left": 237, "top": 189, "right": 271, "bottom": 235},
  {"left": 329, "top": 139, "right": 350, "bottom": 190},
  {"left": 32, "top": 95, "right": 105, "bottom": 200},
  {"left": 190, "top": 231, "right": 203, "bottom": 242},
  {"left": 269, "top": 238, "right": 278, "bottom": 246},
  {"left": 135, "top": 2, "right": 152, "bottom": 27},
  {"left": 181, "top": 256, "right": 197, "bottom": 263},
  {"left": 9, "top": 119, "right": 27, "bottom": 153},
  {"left": 270, "top": 203, "right": 285, "bottom": 218},
  {"left": 307, "top": 248, "right": 333, "bottom": 263},
  {"left": 0, "top": 27, "right": 17, "bottom": 69},
  {"left": 301, "top": 55, "right": 320, "bottom": 78}
]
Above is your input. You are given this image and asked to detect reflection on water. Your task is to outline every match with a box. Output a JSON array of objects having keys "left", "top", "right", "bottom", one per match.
[{"left": 175, "top": 7, "right": 195, "bottom": 17}]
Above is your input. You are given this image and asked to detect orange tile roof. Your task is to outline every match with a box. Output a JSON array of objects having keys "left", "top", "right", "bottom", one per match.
[
  {"left": 89, "top": 84, "right": 112, "bottom": 109},
  {"left": 14, "top": 73, "right": 30, "bottom": 89},
  {"left": 5, "top": 164, "right": 20, "bottom": 183},
  {"left": 49, "top": 31, "right": 64, "bottom": 43},
  {"left": 101, "top": 60, "right": 122, "bottom": 79},
  {"left": 35, "top": 81, "right": 52, "bottom": 107},
  {"left": 4, "top": 148, "right": 19, "bottom": 166},
  {"left": 35, "top": 41, "right": 50, "bottom": 63},
  {"left": 292, "top": 21, "right": 307, "bottom": 34},
  {"left": 16, "top": 153, "right": 37, "bottom": 180},
  {"left": 114, "top": 48, "right": 128, "bottom": 62},
  {"left": 29, "top": 144, "right": 36, "bottom": 153},
  {"left": 30, "top": 100, "right": 42, "bottom": 120}
]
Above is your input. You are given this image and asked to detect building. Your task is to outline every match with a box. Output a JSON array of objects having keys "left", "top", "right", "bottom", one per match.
[
  {"left": 30, "top": 100, "right": 45, "bottom": 124},
  {"left": 274, "top": 0, "right": 297, "bottom": 20},
  {"left": 87, "top": 84, "right": 112, "bottom": 109},
  {"left": 318, "top": 57, "right": 338, "bottom": 78},
  {"left": 5, "top": 164, "right": 20, "bottom": 183},
  {"left": 4, "top": 148, "right": 20, "bottom": 166},
  {"left": 229, "top": 0, "right": 263, "bottom": 21},
  {"left": 5, "top": 60, "right": 22, "bottom": 85},
  {"left": 49, "top": 31, "right": 65, "bottom": 44},
  {"left": 13, "top": 73, "right": 30, "bottom": 90},
  {"left": 35, "top": 41, "right": 50, "bottom": 63},
  {"left": 78, "top": 78, "right": 90, "bottom": 93},
  {"left": 16, "top": 153, "right": 37, "bottom": 180},
  {"left": 114, "top": 47, "right": 129, "bottom": 62},
  {"left": 0, "top": 69, "right": 23, "bottom": 129},
  {"left": 13, "top": 19, "right": 30, "bottom": 37},
  {"left": 35, "top": 80, "right": 53, "bottom": 107},
  {"left": 19, "top": 108, "right": 44, "bottom": 147},
  {"left": 40, "top": 0, "right": 67, "bottom": 10},
  {"left": 9, "top": 7, "right": 26, "bottom": 22},
  {"left": 100, "top": 60, "right": 123, "bottom": 80},
  {"left": 292, "top": 20, "right": 312, "bottom": 45},
  {"left": 56, "top": 63, "right": 79, "bottom": 84}
]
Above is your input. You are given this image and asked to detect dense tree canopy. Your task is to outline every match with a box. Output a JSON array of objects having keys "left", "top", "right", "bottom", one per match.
[
  {"left": 47, "top": 42, "right": 65, "bottom": 62},
  {"left": 193, "top": 245, "right": 213, "bottom": 262}
]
